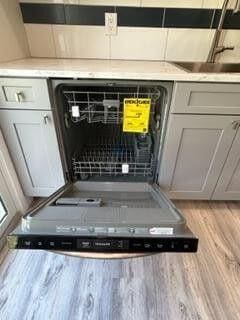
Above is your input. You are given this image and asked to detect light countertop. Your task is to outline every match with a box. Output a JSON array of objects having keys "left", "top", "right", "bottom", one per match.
[{"left": 0, "top": 58, "right": 240, "bottom": 82}]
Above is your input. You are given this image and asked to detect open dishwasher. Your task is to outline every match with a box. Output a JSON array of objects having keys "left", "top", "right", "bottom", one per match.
[{"left": 8, "top": 80, "right": 198, "bottom": 255}]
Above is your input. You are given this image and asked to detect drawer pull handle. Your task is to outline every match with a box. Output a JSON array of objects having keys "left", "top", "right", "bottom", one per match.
[
  {"left": 43, "top": 115, "right": 49, "bottom": 125},
  {"left": 14, "top": 91, "right": 23, "bottom": 103},
  {"left": 232, "top": 120, "right": 240, "bottom": 130}
]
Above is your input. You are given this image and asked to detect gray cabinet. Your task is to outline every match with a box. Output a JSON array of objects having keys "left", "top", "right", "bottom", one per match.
[
  {"left": 171, "top": 82, "right": 240, "bottom": 115},
  {"left": 213, "top": 128, "right": 240, "bottom": 200},
  {"left": 159, "top": 114, "right": 239, "bottom": 200},
  {"left": 0, "top": 109, "right": 65, "bottom": 197}
]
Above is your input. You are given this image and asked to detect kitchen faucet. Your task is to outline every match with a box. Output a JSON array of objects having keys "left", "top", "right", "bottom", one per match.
[{"left": 207, "top": 0, "right": 240, "bottom": 63}]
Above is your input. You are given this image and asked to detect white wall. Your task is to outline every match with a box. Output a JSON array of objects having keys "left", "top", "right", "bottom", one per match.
[{"left": 0, "top": 0, "right": 29, "bottom": 63}]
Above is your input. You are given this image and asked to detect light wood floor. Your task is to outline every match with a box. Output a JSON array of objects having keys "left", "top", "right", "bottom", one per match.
[{"left": 0, "top": 201, "right": 240, "bottom": 320}]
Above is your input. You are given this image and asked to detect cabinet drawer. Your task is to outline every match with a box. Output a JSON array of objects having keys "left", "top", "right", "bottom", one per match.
[
  {"left": 0, "top": 78, "right": 51, "bottom": 109},
  {"left": 171, "top": 82, "right": 240, "bottom": 114}
]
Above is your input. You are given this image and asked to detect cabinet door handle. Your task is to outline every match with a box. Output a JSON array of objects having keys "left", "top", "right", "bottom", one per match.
[
  {"left": 14, "top": 91, "right": 23, "bottom": 103},
  {"left": 43, "top": 115, "right": 49, "bottom": 124},
  {"left": 231, "top": 120, "right": 240, "bottom": 130}
]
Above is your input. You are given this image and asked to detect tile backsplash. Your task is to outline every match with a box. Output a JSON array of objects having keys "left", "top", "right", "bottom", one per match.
[
  {"left": 110, "top": 27, "right": 168, "bottom": 60},
  {"left": 19, "top": 1, "right": 240, "bottom": 62},
  {"left": 165, "top": 29, "right": 215, "bottom": 62},
  {"left": 53, "top": 25, "right": 110, "bottom": 59}
]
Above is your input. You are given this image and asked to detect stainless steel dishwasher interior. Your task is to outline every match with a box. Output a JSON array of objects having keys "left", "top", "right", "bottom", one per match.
[{"left": 24, "top": 182, "right": 186, "bottom": 235}]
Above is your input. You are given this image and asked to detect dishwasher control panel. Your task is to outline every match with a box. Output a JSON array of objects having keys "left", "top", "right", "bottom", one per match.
[{"left": 9, "top": 235, "right": 198, "bottom": 253}]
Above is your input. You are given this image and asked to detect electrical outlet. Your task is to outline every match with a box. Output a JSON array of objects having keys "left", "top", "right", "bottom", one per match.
[{"left": 105, "top": 12, "right": 117, "bottom": 36}]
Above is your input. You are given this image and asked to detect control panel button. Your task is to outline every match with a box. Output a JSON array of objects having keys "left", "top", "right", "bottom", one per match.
[
  {"left": 156, "top": 243, "right": 164, "bottom": 249},
  {"left": 22, "top": 240, "right": 32, "bottom": 248},
  {"left": 93, "top": 240, "right": 112, "bottom": 249},
  {"left": 48, "top": 241, "right": 56, "bottom": 248},
  {"left": 36, "top": 240, "right": 44, "bottom": 248},
  {"left": 131, "top": 241, "right": 142, "bottom": 249},
  {"left": 114, "top": 240, "right": 129, "bottom": 250},
  {"left": 144, "top": 243, "right": 151, "bottom": 249},
  {"left": 169, "top": 241, "right": 179, "bottom": 250},
  {"left": 115, "top": 240, "right": 124, "bottom": 249},
  {"left": 77, "top": 239, "right": 92, "bottom": 249},
  {"left": 33, "top": 238, "right": 46, "bottom": 250},
  {"left": 170, "top": 243, "right": 175, "bottom": 249}
]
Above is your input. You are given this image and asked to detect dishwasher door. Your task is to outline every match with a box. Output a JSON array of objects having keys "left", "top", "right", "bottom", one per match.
[{"left": 8, "top": 182, "right": 198, "bottom": 254}]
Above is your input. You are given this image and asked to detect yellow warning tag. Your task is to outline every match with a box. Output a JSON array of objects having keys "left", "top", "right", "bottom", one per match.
[{"left": 123, "top": 98, "right": 151, "bottom": 133}]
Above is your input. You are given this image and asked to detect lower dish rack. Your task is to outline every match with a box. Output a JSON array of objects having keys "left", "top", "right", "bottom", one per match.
[{"left": 72, "top": 133, "right": 155, "bottom": 178}]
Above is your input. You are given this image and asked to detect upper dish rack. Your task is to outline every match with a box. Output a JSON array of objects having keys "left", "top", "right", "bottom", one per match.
[{"left": 63, "top": 86, "right": 161, "bottom": 124}]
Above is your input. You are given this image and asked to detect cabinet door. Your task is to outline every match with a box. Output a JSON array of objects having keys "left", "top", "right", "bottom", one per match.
[
  {"left": 213, "top": 128, "right": 240, "bottom": 200},
  {"left": 0, "top": 110, "right": 65, "bottom": 197},
  {"left": 158, "top": 114, "right": 239, "bottom": 200}
]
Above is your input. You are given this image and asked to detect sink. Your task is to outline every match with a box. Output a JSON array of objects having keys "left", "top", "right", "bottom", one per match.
[{"left": 172, "top": 62, "right": 240, "bottom": 73}]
